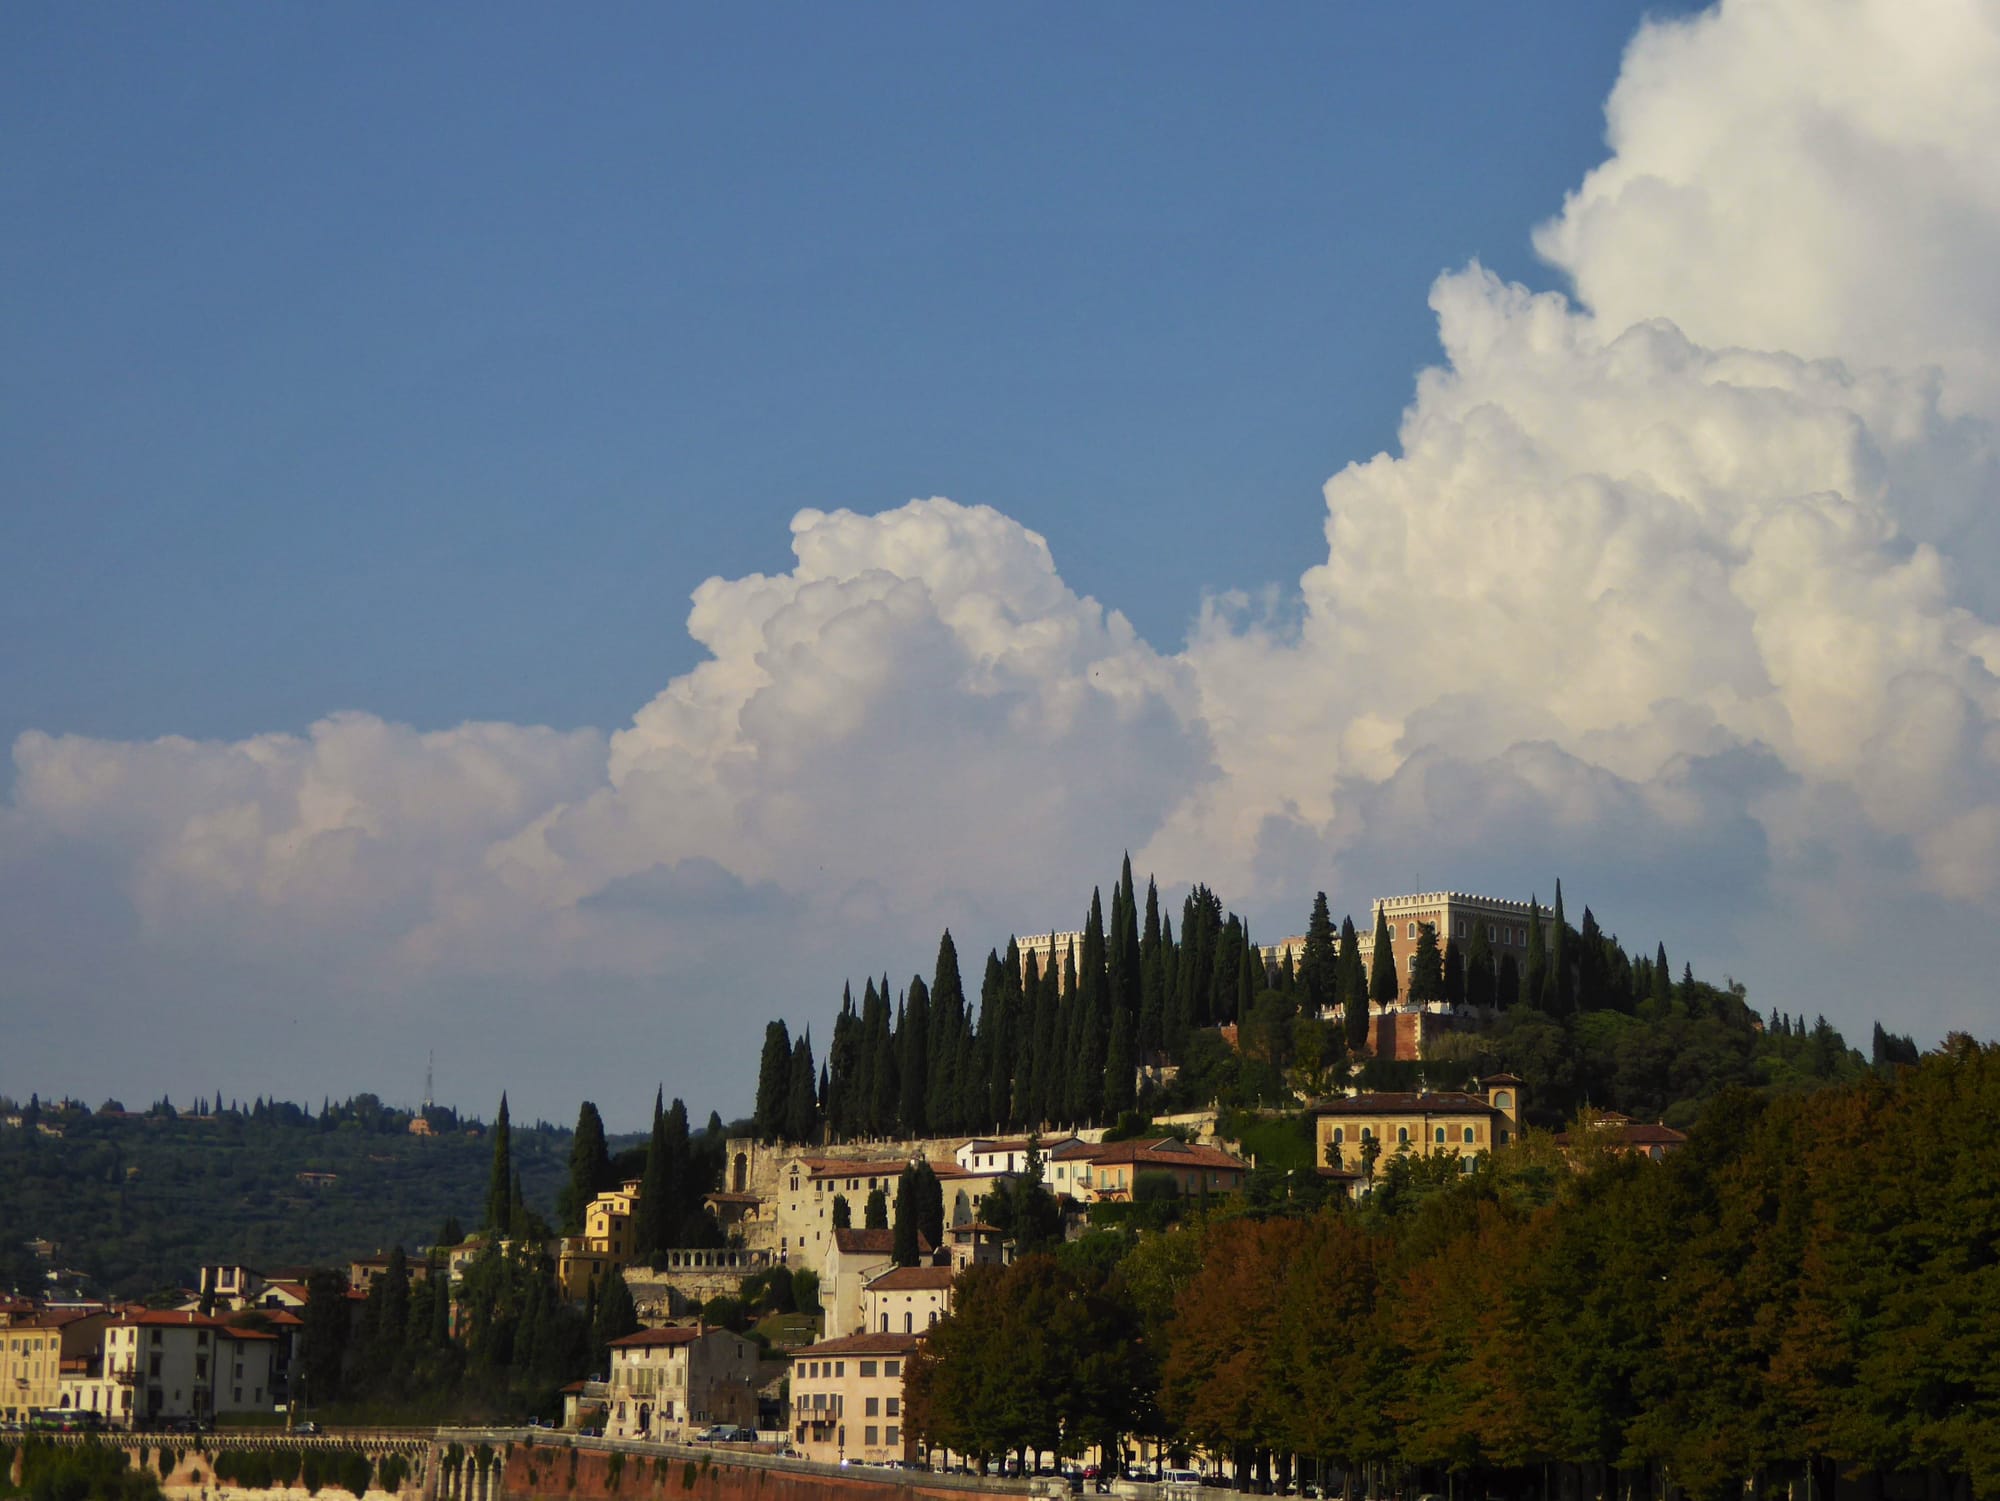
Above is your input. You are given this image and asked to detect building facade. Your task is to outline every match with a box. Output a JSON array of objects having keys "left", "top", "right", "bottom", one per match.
[
  {"left": 1309, "top": 1075, "right": 1525, "bottom": 1177},
  {"left": 788, "top": 1331, "right": 919, "bottom": 1466},
  {"left": 604, "top": 1326, "right": 759, "bottom": 1442},
  {"left": 860, "top": 1265, "right": 954, "bottom": 1336}
]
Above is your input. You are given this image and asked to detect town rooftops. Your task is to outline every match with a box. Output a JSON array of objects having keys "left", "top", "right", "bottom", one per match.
[
  {"left": 805, "top": 1157, "right": 914, "bottom": 1180},
  {"left": 1075, "top": 1138, "right": 1246, "bottom": 1171},
  {"left": 831, "top": 1228, "right": 895, "bottom": 1256},
  {"left": 608, "top": 1326, "right": 704, "bottom": 1349},
  {"left": 109, "top": 1309, "right": 233, "bottom": 1329},
  {"left": 864, "top": 1265, "right": 955, "bottom": 1292},
  {"left": 1308, "top": 1091, "right": 1504, "bottom": 1117},
  {"left": 798, "top": 1330, "right": 924, "bottom": 1358}
]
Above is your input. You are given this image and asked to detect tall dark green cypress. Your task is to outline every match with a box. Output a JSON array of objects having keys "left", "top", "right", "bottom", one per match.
[
  {"left": 1339, "top": 916, "right": 1369, "bottom": 1051},
  {"left": 989, "top": 944, "right": 1021, "bottom": 1130},
  {"left": 1112, "top": 856, "right": 1142, "bottom": 1037},
  {"left": 1544, "top": 881, "right": 1569, "bottom": 1013},
  {"left": 1138, "top": 879, "right": 1165, "bottom": 1060},
  {"left": 1465, "top": 920, "right": 1496, "bottom": 1010},
  {"left": 484, "top": 1094, "right": 513, "bottom": 1232},
  {"left": 826, "top": 988, "right": 859, "bottom": 1140},
  {"left": 1443, "top": 936, "right": 1466, "bottom": 1007},
  {"left": 1368, "top": 908, "right": 1399, "bottom": 1005},
  {"left": 1653, "top": 942, "right": 1674, "bottom": 1008},
  {"left": 556, "top": 1101, "right": 611, "bottom": 1234},
  {"left": 1016, "top": 947, "right": 1045, "bottom": 1129},
  {"left": 1074, "top": 892, "right": 1108, "bottom": 1123},
  {"left": 1302, "top": 892, "right": 1337, "bottom": 1015},
  {"left": 786, "top": 1032, "right": 818, "bottom": 1145},
  {"left": 1409, "top": 923, "right": 1445, "bottom": 1002},
  {"left": 1525, "top": 896, "right": 1547, "bottom": 1009},
  {"left": 635, "top": 1089, "right": 669, "bottom": 1261},
  {"left": 754, "top": 1020, "right": 792, "bottom": 1143},
  {"left": 927, "top": 932, "right": 965, "bottom": 1134},
  {"left": 899, "top": 977, "right": 930, "bottom": 1137}
]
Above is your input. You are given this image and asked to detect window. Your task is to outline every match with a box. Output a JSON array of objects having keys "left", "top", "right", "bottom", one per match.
[
  {"left": 1434, "top": 1127, "right": 1446, "bottom": 1144},
  {"left": 886, "top": 1398, "right": 900, "bottom": 1417},
  {"left": 865, "top": 1397, "right": 879, "bottom": 1417},
  {"left": 929, "top": 1311, "right": 938, "bottom": 1327},
  {"left": 881, "top": 1315, "right": 889, "bottom": 1332},
  {"left": 1488, "top": 924, "right": 1497, "bottom": 942},
  {"left": 835, "top": 1362, "right": 844, "bottom": 1376},
  {"left": 886, "top": 1425, "right": 901, "bottom": 1446},
  {"left": 1406, "top": 921, "right": 1416, "bottom": 939},
  {"left": 885, "top": 1360, "right": 900, "bottom": 1377},
  {"left": 1397, "top": 1127, "right": 1410, "bottom": 1145},
  {"left": 860, "top": 1361, "right": 876, "bottom": 1378},
  {"left": 1332, "top": 1127, "right": 1345, "bottom": 1144},
  {"left": 1463, "top": 1127, "right": 1475, "bottom": 1144},
  {"left": 1359, "top": 1126, "right": 1372, "bottom": 1140},
  {"left": 864, "top": 1426, "right": 878, "bottom": 1446},
  {"left": 1493, "top": 1091, "right": 1512, "bottom": 1110},
  {"left": 1456, "top": 920, "right": 1466, "bottom": 937},
  {"left": 903, "top": 1313, "right": 912, "bottom": 1333}
]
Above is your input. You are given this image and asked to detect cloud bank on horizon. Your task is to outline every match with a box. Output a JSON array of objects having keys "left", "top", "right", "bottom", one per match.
[{"left": 6, "top": 0, "right": 1998, "bottom": 1121}]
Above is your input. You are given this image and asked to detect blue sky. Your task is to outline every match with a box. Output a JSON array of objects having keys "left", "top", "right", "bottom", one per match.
[
  {"left": 3, "top": 3, "right": 1685, "bottom": 749},
  {"left": 7, "top": 0, "right": 1998, "bottom": 1129}
]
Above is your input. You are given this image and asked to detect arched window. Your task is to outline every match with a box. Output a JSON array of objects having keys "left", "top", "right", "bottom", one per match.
[
  {"left": 1332, "top": 1127, "right": 1345, "bottom": 1144},
  {"left": 1407, "top": 921, "right": 1417, "bottom": 939},
  {"left": 1434, "top": 1127, "right": 1446, "bottom": 1144},
  {"left": 1463, "top": 1127, "right": 1475, "bottom": 1144},
  {"left": 1397, "top": 1127, "right": 1410, "bottom": 1145},
  {"left": 903, "top": 1313, "right": 912, "bottom": 1333},
  {"left": 881, "top": 1314, "right": 888, "bottom": 1332},
  {"left": 929, "top": 1311, "right": 939, "bottom": 1327},
  {"left": 1493, "top": 1091, "right": 1513, "bottom": 1110},
  {"left": 1359, "top": 1126, "right": 1373, "bottom": 1141}
]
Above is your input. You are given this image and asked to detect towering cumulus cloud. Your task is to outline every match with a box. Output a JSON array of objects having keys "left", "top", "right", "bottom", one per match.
[{"left": 5, "top": 0, "right": 1997, "bottom": 1109}]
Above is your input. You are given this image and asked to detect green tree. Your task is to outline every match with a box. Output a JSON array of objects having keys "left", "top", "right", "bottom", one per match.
[
  {"left": 634, "top": 1089, "right": 670, "bottom": 1260},
  {"left": 1409, "top": 922, "right": 1445, "bottom": 1003},
  {"left": 832, "top": 1193, "right": 852, "bottom": 1230},
  {"left": 556, "top": 1101, "right": 611, "bottom": 1234},
  {"left": 864, "top": 1187, "right": 889, "bottom": 1230},
  {"left": 754, "top": 1021, "right": 792, "bottom": 1142},
  {"left": 484, "top": 1094, "right": 513, "bottom": 1232},
  {"left": 1465, "top": 919, "right": 1496, "bottom": 1009},
  {"left": 1544, "top": 880, "right": 1570, "bottom": 1013},
  {"left": 1339, "top": 915, "right": 1369, "bottom": 1051},
  {"left": 1368, "top": 908, "right": 1399, "bottom": 1006}
]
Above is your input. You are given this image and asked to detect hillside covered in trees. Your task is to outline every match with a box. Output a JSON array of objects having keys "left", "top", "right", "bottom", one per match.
[
  {"left": 907, "top": 1038, "right": 2000, "bottom": 1499},
  {"left": 750, "top": 862, "right": 1918, "bottom": 1142},
  {"left": 0, "top": 1095, "right": 576, "bottom": 1297}
]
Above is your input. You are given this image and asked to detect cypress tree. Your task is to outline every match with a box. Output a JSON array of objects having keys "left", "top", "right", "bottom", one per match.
[
  {"left": 1339, "top": 916, "right": 1369, "bottom": 1051},
  {"left": 1104, "top": 1003, "right": 1136, "bottom": 1116},
  {"left": 665, "top": 1096, "right": 696, "bottom": 1244},
  {"left": 1075, "top": 892, "right": 1109, "bottom": 1123},
  {"left": 869, "top": 979, "right": 898, "bottom": 1137},
  {"left": 1524, "top": 897, "right": 1547, "bottom": 1009},
  {"left": 831, "top": 1194, "right": 852, "bottom": 1230},
  {"left": 557, "top": 1101, "right": 610, "bottom": 1234},
  {"left": 1577, "top": 905, "right": 1605, "bottom": 1013},
  {"left": 1016, "top": 948, "right": 1046, "bottom": 1129},
  {"left": 864, "top": 1186, "right": 889, "bottom": 1230},
  {"left": 899, "top": 977, "right": 930, "bottom": 1136},
  {"left": 1368, "top": 908, "right": 1399, "bottom": 1005},
  {"left": 1443, "top": 935, "right": 1466, "bottom": 1007},
  {"left": 635, "top": 1089, "right": 669, "bottom": 1260},
  {"left": 1409, "top": 923, "right": 1445, "bottom": 1002},
  {"left": 1653, "top": 943, "right": 1674, "bottom": 1008},
  {"left": 892, "top": 1167, "right": 920, "bottom": 1266},
  {"left": 989, "top": 943, "right": 1021, "bottom": 1130},
  {"left": 1465, "top": 920, "right": 1495, "bottom": 1010},
  {"left": 484, "top": 1094, "right": 513, "bottom": 1232},
  {"left": 1303, "top": 892, "right": 1337, "bottom": 1015},
  {"left": 1138, "top": 880, "right": 1165, "bottom": 1060},
  {"left": 927, "top": 932, "right": 966, "bottom": 1134},
  {"left": 786, "top": 1033, "right": 818, "bottom": 1145},
  {"left": 1113, "top": 856, "right": 1142, "bottom": 1038},
  {"left": 754, "top": 1021, "right": 792, "bottom": 1142},
  {"left": 1544, "top": 881, "right": 1569, "bottom": 1013},
  {"left": 826, "top": 987, "right": 859, "bottom": 1139},
  {"left": 1497, "top": 952, "right": 1521, "bottom": 1009}
]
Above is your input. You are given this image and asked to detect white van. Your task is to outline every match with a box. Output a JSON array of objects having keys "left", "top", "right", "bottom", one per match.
[{"left": 1162, "top": 1472, "right": 1204, "bottom": 1488}]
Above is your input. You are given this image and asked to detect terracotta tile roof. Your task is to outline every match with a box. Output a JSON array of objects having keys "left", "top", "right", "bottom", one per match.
[
  {"left": 797, "top": 1331, "right": 924, "bottom": 1358},
  {"left": 1078, "top": 1138, "right": 1246, "bottom": 1171},
  {"left": 112, "top": 1310, "right": 231, "bottom": 1329},
  {"left": 220, "top": 1327, "right": 277, "bottom": 1341},
  {"left": 1308, "top": 1091, "right": 1503, "bottom": 1117},
  {"left": 832, "top": 1228, "right": 896, "bottom": 1256},
  {"left": 806, "top": 1158, "right": 912, "bottom": 1180},
  {"left": 864, "top": 1265, "right": 955, "bottom": 1292},
  {"left": 609, "top": 1326, "right": 703, "bottom": 1348}
]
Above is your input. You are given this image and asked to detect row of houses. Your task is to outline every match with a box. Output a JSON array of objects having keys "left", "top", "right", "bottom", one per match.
[{"left": 0, "top": 1304, "right": 286, "bottom": 1429}]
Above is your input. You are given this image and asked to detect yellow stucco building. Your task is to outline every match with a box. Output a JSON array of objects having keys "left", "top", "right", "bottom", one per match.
[
  {"left": 1308, "top": 1074, "right": 1524, "bottom": 1177},
  {"left": 557, "top": 1178, "right": 644, "bottom": 1300}
]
